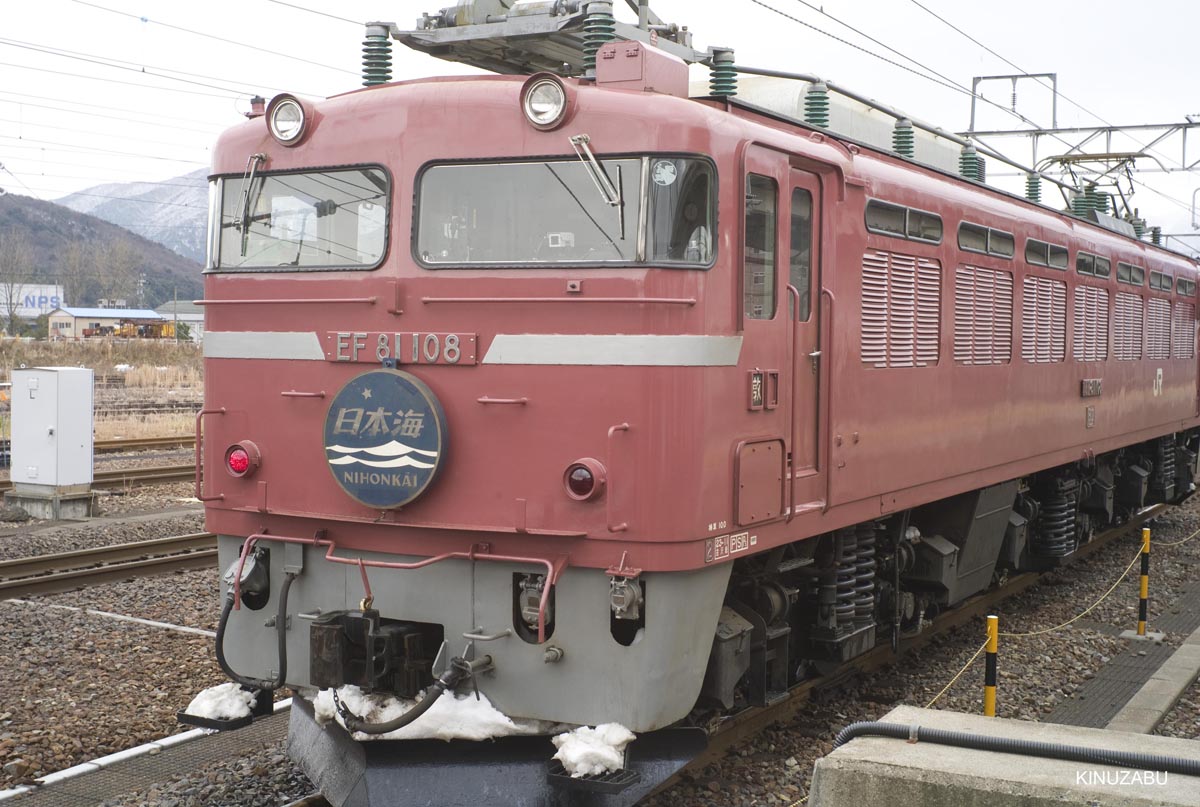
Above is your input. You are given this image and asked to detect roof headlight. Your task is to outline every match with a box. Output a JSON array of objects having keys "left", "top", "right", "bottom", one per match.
[
  {"left": 521, "top": 74, "right": 571, "bottom": 130},
  {"left": 267, "top": 95, "right": 307, "bottom": 145}
]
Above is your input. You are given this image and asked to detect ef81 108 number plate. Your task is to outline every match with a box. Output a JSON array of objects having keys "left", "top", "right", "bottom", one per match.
[{"left": 325, "top": 332, "right": 477, "bottom": 365}]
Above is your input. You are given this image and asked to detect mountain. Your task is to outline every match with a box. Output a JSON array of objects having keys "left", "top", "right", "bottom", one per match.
[
  {"left": 56, "top": 169, "right": 208, "bottom": 264},
  {"left": 0, "top": 192, "right": 203, "bottom": 309}
]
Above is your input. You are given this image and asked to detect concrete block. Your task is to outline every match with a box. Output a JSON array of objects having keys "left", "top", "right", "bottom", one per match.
[
  {"left": 810, "top": 706, "right": 1200, "bottom": 807},
  {"left": 3, "top": 488, "right": 95, "bottom": 521},
  {"left": 1119, "top": 629, "right": 1166, "bottom": 643},
  {"left": 1105, "top": 707, "right": 1168, "bottom": 735}
]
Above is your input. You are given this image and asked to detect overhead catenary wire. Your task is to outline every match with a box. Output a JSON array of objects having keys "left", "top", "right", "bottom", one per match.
[
  {"left": 68, "top": 0, "right": 359, "bottom": 78},
  {"left": 0, "top": 89, "right": 227, "bottom": 129},
  {"left": 0, "top": 37, "right": 285, "bottom": 98},
  {"left": 745, "top": 0, "right": 1199, "bottom": 221},
  {"left": 0, "top": 115, "right": 212, "bottom": 152},
  {"left": 0, "top": 136, "right": 206, "bottom": 166},
  {"left": 901, "top": 0, "right": 1199, "bottom": 201},
  {"left": 265, "top": 0, "right": 363, "bottom": 27},
  {"left": 0, "top": 59, "right": 240, "bottom": 101}
]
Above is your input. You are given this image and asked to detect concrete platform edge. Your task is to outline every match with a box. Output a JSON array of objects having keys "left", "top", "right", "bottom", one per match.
[{"left": 1107, "top": 623, "right": 1200, "bottom": 734}]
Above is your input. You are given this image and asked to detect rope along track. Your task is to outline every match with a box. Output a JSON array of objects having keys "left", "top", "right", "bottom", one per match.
[
  {"left": 0, "top": 463, "right": 196, "bottom": 493},
  {"left": 0, "top": 532, "right": 216, "bottom": 597}
]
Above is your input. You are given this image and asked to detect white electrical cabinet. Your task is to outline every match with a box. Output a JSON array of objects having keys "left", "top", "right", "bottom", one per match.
[{"left": 11, "top": 367, "right": 94, "bottom": 488}]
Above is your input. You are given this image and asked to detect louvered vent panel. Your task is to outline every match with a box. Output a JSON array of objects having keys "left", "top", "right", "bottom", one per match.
[
  {"left": 953, "top": 268, "right": 974, "bottom": 364},
  {"left": 1114, "top": 292, "right": 1143, "bottom": 361},
  {"left": 861, "top": 251, "right": 889, "bottom": 367},
  {"left": 1173, "top": 301, "right": 1196, "bottom": 359},
  {"left": 860, "top": 251, "right": 941, "bottom": 368},
  {"left": 1072, "top": 286, "right": 1109, "bottom": 362},
  {"left": 1147, "top": 298, "right": 1171, "bottom": 359},
  {"left": 915, "top": 258, "right": 941, "bottom": 366},
  {"left": 954, "top": 265, "right": 1012, "bottom": 365},
  {"left": 1021, "top": 276, "right": 1067, "bottom": 363}
]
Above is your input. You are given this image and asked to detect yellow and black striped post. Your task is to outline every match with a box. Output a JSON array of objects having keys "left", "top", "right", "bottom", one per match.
[
  {"left": 984, "top": 615, "right": 998, "bottom": 717},
  {"left": 1137, "top": 528, "right": 1151, "bottom": 636}
]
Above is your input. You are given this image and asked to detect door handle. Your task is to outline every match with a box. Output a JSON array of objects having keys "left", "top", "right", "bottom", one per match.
[
  {"left": 808, "top": 350, "right": 821, "bottom": 373},
  {"left": 808, "top": 350, "right": 822, "bottom": 358}
]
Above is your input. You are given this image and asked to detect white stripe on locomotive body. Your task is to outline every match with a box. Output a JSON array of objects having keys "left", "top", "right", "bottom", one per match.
[
  {"left": 204, "top": 332, "right": 744, "bottom": 366},
  {"left": 205, "top": 331, "right": 326, "bottom": 361},
  {"left": 482, "top": 334, "right": 744, "bottom": 366}
]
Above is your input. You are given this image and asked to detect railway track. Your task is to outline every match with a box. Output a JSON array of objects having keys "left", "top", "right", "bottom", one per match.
[
  {"left": 94, "top": 435, "right": 196, "bottom": 453},
  {"left": 0, "top": 463, "right": 196, "bottom": 493},
  {"left": 0, "top": 532, "right": 217, "bottom": 598}
]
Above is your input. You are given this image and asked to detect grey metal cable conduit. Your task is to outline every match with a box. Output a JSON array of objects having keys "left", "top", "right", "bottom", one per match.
[
  {"left": 832, "top": 722, "right": 1200, "bottom": 777},
  {"left": 215, "top": 571, "right": 297, "bottom": 691}
]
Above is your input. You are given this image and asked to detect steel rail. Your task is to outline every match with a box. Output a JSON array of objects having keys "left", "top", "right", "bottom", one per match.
[
  {"left": 0, "top": 463, "right": 197, "bottom": 493},
  {"left": 94, "top": 435, "right": 196, "bottom": 453},
  {"left": 0, "top": 532, "right": 218, "bottom": 598}
]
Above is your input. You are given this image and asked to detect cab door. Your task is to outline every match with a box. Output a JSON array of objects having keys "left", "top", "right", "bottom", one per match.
[
  {"left": 787, "top": 169, "right": 824, "bottom": 510},
  {"left": 733, "top": 146, "right": 792, "bottom": 528}
]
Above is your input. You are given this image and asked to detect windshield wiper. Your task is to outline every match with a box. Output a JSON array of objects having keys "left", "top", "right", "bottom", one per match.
[
  {"left": 230, "top": 153, "right": 265, "bottom": 257},
  {"left": 569, "top": 134, "right": 625, "bottom": 240}
]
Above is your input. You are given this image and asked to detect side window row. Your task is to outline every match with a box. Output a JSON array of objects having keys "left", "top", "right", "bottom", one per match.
[{"left": 866, "top": 199, "right": 1191, "bottom": 294}]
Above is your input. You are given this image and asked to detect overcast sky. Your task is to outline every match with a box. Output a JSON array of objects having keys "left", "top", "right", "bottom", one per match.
[{"left": 2, "top": 0, "right": 1198, "bottom": 251}]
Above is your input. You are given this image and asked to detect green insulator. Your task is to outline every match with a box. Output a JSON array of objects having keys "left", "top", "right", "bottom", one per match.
[
  {"left": 804, "top": 81, "right": 830, "bottom": 128},
  {"left": 977, "top": 155, "right": 987, "bottom": 183},
  {"left": 1151, "top": 226, "right": 1162, "bottom": 246},
  {"left": 1132, "top": 217, "right": 1145, "bottom": 238},
  {"left": 1084, "top": 184, "right": 1102, "bottom": 214},
  {"left": 1025, "top": 173, "right": 1042, "bottom": 203},
  {"left": 709, "top": 48, "right": 737, "bottom": 97},
  {"left": 362, "top": 26, "right": 392, "bottom": 87},
  {"left": 892, "top": 119, "right": 914, "bottom": 158},
  {"left": 583, "top": 2, "right": 616, "bottom": 73},
  {"left": 958, "top": 144, "right": 980, "bottom": 181},
  {"left": 1071, "top": 193, "right": 1089, "bottom": 217}
]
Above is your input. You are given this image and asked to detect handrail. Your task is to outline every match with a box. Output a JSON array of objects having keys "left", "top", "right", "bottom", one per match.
[
  {"left": 194, "top": 408, "right": 227, "bottom": 502},
  {"left": 195, "top": 298, "right": 377, "bottom": 305},
  {"left": 607, "top": 423, "right": 631, "bottom": 533},
  {"left": 786, "top": 284, "right": 801, "bottom": 522},
  {"left": 236, "top": 533, "right": 567, "bottom": 643},
  {"left": 820, "top": 288, "right": 835, "bottom": 513},
  {"left": 477, "top": 396, "right": 528, "bottom": 405},
  {"left": 281, "top": 391, "right": 326, "bottom": 398},
  {"left": 422, "top": 296, "right": 696, "bottom": 305}
]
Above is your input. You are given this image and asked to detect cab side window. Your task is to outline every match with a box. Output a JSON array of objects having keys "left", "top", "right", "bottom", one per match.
[
  {"left": 790, "top": 188, "right": 813, "bottom": 321},
  {"left": 744, "top": 175, "right": 778, "bottom": 320}
]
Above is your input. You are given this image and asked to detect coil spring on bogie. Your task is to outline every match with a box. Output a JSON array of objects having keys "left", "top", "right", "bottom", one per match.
[
  {"left": 1156, "top": 436, "right": 1177, "bottom": 490},
  {"left": 1033, "top": 485, "right": 1077, "bottom": 558},
  {"left": 854, "top": 523, "right": 876, "bottom": 627},
  {"left": 833, "top": 527, "right": 858, "bottom": 627}
]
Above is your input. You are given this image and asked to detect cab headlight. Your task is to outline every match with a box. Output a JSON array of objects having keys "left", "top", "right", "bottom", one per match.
[
  {"left": 267, "top": 95, "right": 307, "bottom": 145},
  {"left": 521, "top": 74, "right": 571, "bottom": 130}
]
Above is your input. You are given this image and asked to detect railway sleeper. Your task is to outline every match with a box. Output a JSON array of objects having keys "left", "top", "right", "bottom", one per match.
[{"left": 697, "top": 428, "right": 1200, "bottom": 719}]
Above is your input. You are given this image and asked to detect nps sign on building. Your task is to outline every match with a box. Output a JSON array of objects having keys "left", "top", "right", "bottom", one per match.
[{"left": 2, "top": 284, "right": 65, "bottom": 318}]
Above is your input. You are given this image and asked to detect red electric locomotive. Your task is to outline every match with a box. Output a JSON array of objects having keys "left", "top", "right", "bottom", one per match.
[{"left": 198, "top": 4, "right": 1199, "bottom": 804}]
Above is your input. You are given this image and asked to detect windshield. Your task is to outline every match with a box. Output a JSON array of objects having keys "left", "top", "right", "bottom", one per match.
[
  {"left": 416, "top": 156, "right": 714, "bottom": 268},
  {"left": 213, "top": 167, "right": 388, "bottom": 271}
]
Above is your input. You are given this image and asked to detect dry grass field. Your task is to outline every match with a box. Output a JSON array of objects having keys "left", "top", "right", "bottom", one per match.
[
  {"left": 0, "top": 339, "right": 202, "bottom": 384},
  {"left": 0, "top": 339, "right": 203, "bottom": 439}
]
